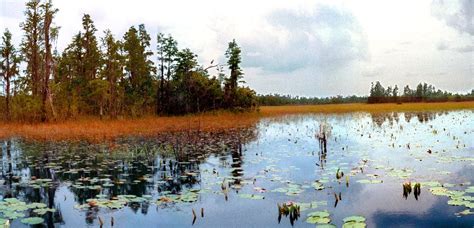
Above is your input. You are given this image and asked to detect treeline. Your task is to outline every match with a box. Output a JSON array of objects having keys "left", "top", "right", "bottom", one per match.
[
  {"left": 0, "top": 0, "right": 256, "bottom": 122},
  {"left": 368, "top": 81, "right": 474, "bottom": 103},
  {"left": 258, "top": 94, "right": 367, "bottom": 106}
]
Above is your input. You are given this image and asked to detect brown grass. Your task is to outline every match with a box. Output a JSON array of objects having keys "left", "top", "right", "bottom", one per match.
[
  {"left": 259, "top": 101, "right": 474, "bottom": 116},
  {"left": 0, "top": 101, "right": 472, "bottom": 142}
]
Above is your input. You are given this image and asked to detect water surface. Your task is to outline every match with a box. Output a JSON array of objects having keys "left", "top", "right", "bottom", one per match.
[{"left": 1, "top": 110, "right": 473, "bottom": 227}]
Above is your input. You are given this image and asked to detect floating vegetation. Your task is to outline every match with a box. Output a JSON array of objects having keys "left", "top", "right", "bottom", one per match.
[
  {"left": 271, "top": 183, "right": 305, "bottom": 196},
  {"left": 21, "top": 217, "right": 45, "bottom": 225},
  {"left": 0, "top": 198, "right": 55, "bottom": 223},
  {"left": 357, "top": 179, "right": 383, "bottom": 184},
  {"left": 296, "top": 201, "right": 327, "bottom": 211},
  {"left": 343, "top": 215, "right": 367, "bottom": 228},
  {"left": 312, "top": 181, "right": 325, "bottom": 190},
  {"left": 239, "top": 194, "right": 264, "bottom": 200},
  {"left": 306, "top": 210, "right": 331, "bottom": 224}
]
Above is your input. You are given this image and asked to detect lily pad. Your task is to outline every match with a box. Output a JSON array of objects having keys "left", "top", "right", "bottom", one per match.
[
  {"left": 306, "top": 216, "right": 331, "bottom": 224},
  {"left": 27, "top": 203, "right": 47, "bottom": 209},
  {"left": 343, "top": 221, "right": 367, "bottom": 228},
  {"left": 4, "top": 211, "right": 25, "bottom": 219},
  {"left": 316, "top": 224, "right": 337, "bottom": 228},
  {"left": 33, "top": 208, "right": 56, "bottom": 215},
  {"left": 239, "top": 194, "right": 264, "bottom": 200},
  {"left": 357, "top": 179, "right": 382, "bottom": 184},
  {"left": 21, "top": 217, "right": 44, "bottom": 225},
  {"left": 308, "top": 211, "right": 330, "bottom": 217},
  {"left": 306, "top": 210, "right": 331, "bottom": 224},
  {"left": 343, "top": 216, "right": 366, "bottom": 223}
]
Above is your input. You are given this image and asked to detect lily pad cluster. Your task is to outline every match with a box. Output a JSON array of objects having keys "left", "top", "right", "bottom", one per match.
[
  {"left": 427, "top": 184, "right": 474, "bottom": 215},
  {"left": 0, "top": 198, "right": 54, "bottom": 225},
  {"left": 75, "top": 194, "right": 154, "bottom": 210}
]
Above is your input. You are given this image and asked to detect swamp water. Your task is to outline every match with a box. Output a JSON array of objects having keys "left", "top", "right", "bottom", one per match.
[{"left": 0, "top": 110, "right": 473, "bottom": 227}]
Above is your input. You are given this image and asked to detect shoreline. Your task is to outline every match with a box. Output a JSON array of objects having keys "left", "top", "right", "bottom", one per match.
[{"left": 1, "top": 101, "right": 473, "bottom": 141}]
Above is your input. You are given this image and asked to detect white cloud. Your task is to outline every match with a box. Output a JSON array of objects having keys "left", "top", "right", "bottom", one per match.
[
  {"left": 431, "top": 0, "right": 473, "bottom": 35},
  {"left": 0, "top": 0, "right": 472, "bottom": 96}
]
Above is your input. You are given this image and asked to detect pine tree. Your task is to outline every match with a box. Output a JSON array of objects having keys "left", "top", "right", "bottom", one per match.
[
  {"left": 224, "top": 39, "right": 243, "bottom": 107},
  {"left": 101, "top": 30, "right": 123, "bottom": 118},
  {"left": 0, "top": 29, "right": 21, "bottom": 120},
  {"left": 123, "top": 24, "right": 155, "bottom": 115},
  {"left": 40, "top": 0, "right": 58, "bottom": 122},
  {"left": 20, "top": 0, "right": 43, "bottom": 97}
]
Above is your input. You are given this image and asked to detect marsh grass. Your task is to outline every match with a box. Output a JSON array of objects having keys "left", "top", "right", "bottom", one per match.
[{"left": 1, "top": 101, "right": 472, "bottom": 141}]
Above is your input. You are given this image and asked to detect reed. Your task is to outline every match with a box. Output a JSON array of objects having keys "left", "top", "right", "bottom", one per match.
[{"left": 0, "top": 101, "right": 472, "bottom": 141}]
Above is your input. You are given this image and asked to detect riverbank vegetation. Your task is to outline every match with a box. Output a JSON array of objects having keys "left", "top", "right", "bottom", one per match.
[{"left": 1, "top": 101, "right": 473, "bottom": 141}]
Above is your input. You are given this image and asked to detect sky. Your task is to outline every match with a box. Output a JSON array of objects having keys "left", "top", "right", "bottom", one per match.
[{"left": 1, "top": 0, "right": 473, "bottom": 97}]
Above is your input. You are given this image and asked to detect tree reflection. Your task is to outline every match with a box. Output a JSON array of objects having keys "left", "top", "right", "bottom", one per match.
[
  {"left": 371, "top": 111, "right": 442, "bottom": 127},
  {"left": 0, "top": 126, "right": 257, "bottom": 226}
]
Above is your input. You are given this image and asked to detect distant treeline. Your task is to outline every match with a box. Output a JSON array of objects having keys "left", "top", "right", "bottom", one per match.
[
  {"left": 368, "top": 81, "right": 474, "bottom": 103},
  {"left": 258, "top": 94, "right": 367, "bottom": 106},
  {"left": 0, "top": 0, "right": 257, "bottom": 122},
  {"left": 258, "top": 81, "right": 474, "bottom": 106}
]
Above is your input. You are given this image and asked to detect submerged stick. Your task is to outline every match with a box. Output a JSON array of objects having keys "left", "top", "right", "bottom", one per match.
[
  {"left": 98, "top": 216, "right": 104, "bottom": 228},
  {"left": 192, "top": 208, "right": 197, "bottom": 225}
]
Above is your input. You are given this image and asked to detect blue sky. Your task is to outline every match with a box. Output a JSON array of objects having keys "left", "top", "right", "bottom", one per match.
[{"left": 1, "top": 0, "right": 472, "bottom": 96}]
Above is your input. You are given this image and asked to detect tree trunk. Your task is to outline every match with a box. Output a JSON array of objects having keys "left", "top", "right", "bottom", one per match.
[
  {"left": 4, "top": 53, "right": 11, "bottom": 121},
  {"left": 42, "top": 8, "right": 53, "bottom": 122},
  {"left": 48, "top": 87, "right": 57, "bottom": 120},
  {"left": 5, "top": 75, "right": 10, "bottom": 121}
]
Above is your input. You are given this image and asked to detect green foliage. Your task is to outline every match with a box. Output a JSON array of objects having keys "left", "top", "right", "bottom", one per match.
[
  {"left": 123, "top": 25, "right": 155, "bottom": 116},
  {"left": 20, "top": 0, "right": 43, "bottom": 97},
  {"left": 1, "top": 29, "right": 21, "bottom": 120},
  {"left": 3, "top": 6, "right": 257, "bottom": 121},
  {"left": 224, "top": 39, "right": 244, "bottom": 108},
  {"left": 258, "top": 94, "right": 367, "bottom": 106},
  {"left": 369, "top": 81, "right": 473, "bottom": 103}
]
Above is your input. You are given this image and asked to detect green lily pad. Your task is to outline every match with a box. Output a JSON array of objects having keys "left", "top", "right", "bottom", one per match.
[
  {"left": 33, "top": 208, "right": 56, "bottom": 215},
  {"left": 456, "top": 209, "right": 474, "bottom": 216},
  {"left": 343, "top": 221, "right": 367, "bottom": 228},
  {"left": 4, "top": 198, "right": 20, "bottom": 204},
  {"left": 239, "top": 194, "right": 264, "bottom": 200},
  {"left": 465, "top": 186, "right": 474, "bottom": 193},
  {"left": 306, "top": 216, "right": 331, "bottom": 224},
  {"left": 27, "top": 203, "right": 47, "bottom": 209},
  {"left": 447, "top": 199, "right": 465, "bottom": 206},
  {"left": 4, "top": 211, "right": 25, "bottom": 219},
  {"left": 312, "top": 182, "right": 325, "bottom": 190},
  {"left": 343, "top": 216, "right": 366, "bottom": 223},
  {"left": 21, "top": 217, "right": 44, "bottom": 225},
  {"left": 316, "top": 224, "right": 337, "bottom": 228},
  {"left": 429, "top": 187, "right": 449, "bottom": 196},
  {"left": 308, "top": 211, "right": 330, "bottom": 217},
  {"left": 357, "top": 179, "right": 382, "bottom": 184},
  {"left": 420, "top": 181, "right": 441, "bottom": 187},
  {"left": 306, "top": 210, "right": 331, "bottom": 224}
]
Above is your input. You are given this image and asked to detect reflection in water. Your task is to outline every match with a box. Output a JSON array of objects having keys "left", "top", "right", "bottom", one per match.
[
  {"left": 403, "top": 182, "right": 421, "bottom": 201},
  {"left": 316, "top": 122, "right": 330, "bottom": 169},
  {"left": 0, "top": 127, "right": 257, "bottom": 226},
  {"left": 370, "top": 111, "right": 443, "bottom": 127}
]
